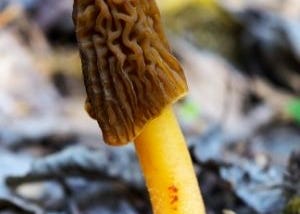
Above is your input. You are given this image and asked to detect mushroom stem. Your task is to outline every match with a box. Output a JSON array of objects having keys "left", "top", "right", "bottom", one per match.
[{"left": 135, "top": 106, "right": 205, "bottom": 214}]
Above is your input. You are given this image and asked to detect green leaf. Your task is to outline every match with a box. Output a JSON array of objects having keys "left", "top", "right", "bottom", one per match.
[
  {"left": 179, "top": 100, "right": 201, "bottom": 123},
  {"left": 287, "top": 99, "right": 300, "bottom": 123}
]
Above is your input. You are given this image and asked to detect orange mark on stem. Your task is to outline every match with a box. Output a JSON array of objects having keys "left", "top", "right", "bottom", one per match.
[{"left": 168, "top": 185, "right": 179, "bottom": 210}]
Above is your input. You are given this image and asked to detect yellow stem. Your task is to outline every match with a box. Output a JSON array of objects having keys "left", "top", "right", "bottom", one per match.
[{"left": 134, "top": 106, "right": 206, "bottom": 214}]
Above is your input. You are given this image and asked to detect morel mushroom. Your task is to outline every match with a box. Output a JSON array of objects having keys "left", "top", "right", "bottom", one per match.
[{"left": 73, "top": 0, "right": 205, "bottom": 213}]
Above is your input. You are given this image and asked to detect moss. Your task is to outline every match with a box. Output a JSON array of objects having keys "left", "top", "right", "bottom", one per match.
[
  {"left": 162, "top": 0, "right": 241, "bottom": 62},
  {"left": 284, "top": 197, "right": 300, "bottom": 214}
]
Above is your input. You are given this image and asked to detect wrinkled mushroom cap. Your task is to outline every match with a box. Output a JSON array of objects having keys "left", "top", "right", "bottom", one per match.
[{"left": 73, "top": 0, "right": 188, "bottom": 145}]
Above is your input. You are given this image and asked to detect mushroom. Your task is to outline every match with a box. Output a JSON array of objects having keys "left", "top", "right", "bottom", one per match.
[{"left": 73, "top": 0, "right": 205, "bottom": 213}]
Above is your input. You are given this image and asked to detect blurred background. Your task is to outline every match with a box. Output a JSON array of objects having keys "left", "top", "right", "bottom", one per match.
[{"left": 0, "top": 0, "right": 300, "bottom": 213}]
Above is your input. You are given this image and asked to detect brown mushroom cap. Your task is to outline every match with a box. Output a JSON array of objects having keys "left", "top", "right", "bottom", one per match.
[{"left": 73, "top": 0, "right": 188, "bottom": 145}]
